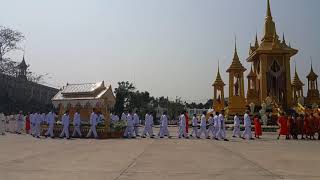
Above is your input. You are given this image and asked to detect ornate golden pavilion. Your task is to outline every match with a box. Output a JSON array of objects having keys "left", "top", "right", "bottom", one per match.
[{"left": 212, "top": 0, "right": 319, "bottom": 114}]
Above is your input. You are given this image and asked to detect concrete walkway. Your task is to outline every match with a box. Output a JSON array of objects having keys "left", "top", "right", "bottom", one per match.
[{"left": 0, "top": 128, "right": 320, "bottom": 180}]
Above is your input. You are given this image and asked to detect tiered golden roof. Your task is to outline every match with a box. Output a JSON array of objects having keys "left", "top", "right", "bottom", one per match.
[
  {"left": 247, "top": 65, "right": 256, "bottom": 78},
  {"left": 213, "top": 62, "right": 225, "bottom": 86},
  {"left": 227, "top": 40, "right": 246, "bottom": 72},
  {"left": 292, "top": 66, "right": 304, "bottom": 87},
  {"left": 307, "top": 62, "right": 318, "bottom": 80}
]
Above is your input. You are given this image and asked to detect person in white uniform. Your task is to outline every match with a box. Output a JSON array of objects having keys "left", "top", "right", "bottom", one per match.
[
  {"left": 87, "top": 109, "right": 99, "bottom": 139},
  {"left": 207, "top": 114, "right": 215, "bottom": 138},
  {"left": 30, "top": 112, "right": 35, "bottom": 136},
  {"left": 0, "top": 113, "right": 5, "bottom": 135},
  {"left": 133, "top": 111, "right": 140, "bottom": 137},
  {"left": 142, "top": 112, "right": 154, "bottom": 138},
  {"left": 215, "top": 111, "right": 229, "bottom": 141},
  {"left": 190, "top": 114, "right": 199, "bottom": 138},
  {"left": 45, "top": 110, "right": 56, "bottom": 138},
  {"left": 121, "top": 111, "right": 127, "bottom": 121},
  {"left": 159, "top": 111, "right": 170, "bottom": 138},
  {"left": 242, "top": 110, "right": 253, "bottom": 140},
  {"left": 198, "top": 111, "right": 209, "bottom": 139},
  {"left": 178, "top": 111, "right": 188, "bottom": 138},
  {"left": 59, "top": 111, "right": 70, "bottom": 139},
  {"left": 232, "top": 113, "right": 241, "bottom": 138},
  {"left": 72, "top": 110, "right": 82, "bottom": 138},
  {"left": 213, "top": 112, "right": 219, "bottom": 139},
  {"left": 34, "top": 112, "right": 42, "bottom": 138},
  {"left": 16, "top": 111, "right": 24, "bottom": 134},
  {"left": 124, "top": 110, "right": 135, "bottom": 138}
]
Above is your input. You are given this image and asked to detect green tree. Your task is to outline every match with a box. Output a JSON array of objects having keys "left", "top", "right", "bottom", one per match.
[{"left": 113, "top": 81, "right": 135, "bottom": 115}]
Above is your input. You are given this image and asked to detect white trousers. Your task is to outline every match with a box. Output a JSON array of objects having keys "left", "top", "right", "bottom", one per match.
[
  {"left": 242, "top": 126, "right": 252, "bottom": 139},
  {"left": 87, "top": 125, "right": 98, "bottom": 138},
  {"left": 198, "top": 126, "right": 208, "bottom": 138},
  {"left": 216, "top": 128, "right": 226, "bottom": 140},
  {"left": 72, "top": 125, "right": 82, "bottom": 137},
  {"left": 178, "top": 126, "right": 187, "bottom": 138},
  {"left": 45, "top": 124, "right": 54, "bottom": 137},
  {"left": 35, "top": 123, "right": 41, "bottom": 137},
  {"left": 16, "top": 121, "right": 23, "bottom": 133},
  {"left": 233, "top": 125, "right": 241, "bottom": 137},
  {"left": 60, "top": 125, "right": 69, "bottom": 138},
  {"left": 207, "top": 126, "right": 215, "bottom": 137},
  {"left": 142, "top": 126, "right": 153, "bottom": 137},
  {"left": 134, "top": 126, "right": 139, "bottom": 136},
  {"left": 160, "top": 126, "right": 170, "bottom": 137},
  {"left": 124, "top": 126, "right": 134, "bottom": 137},
  {"left": 190, "top": 126, "right": 198, "bottom": 137}
]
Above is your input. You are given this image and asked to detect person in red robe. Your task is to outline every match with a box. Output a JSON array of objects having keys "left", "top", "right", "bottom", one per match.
[
  {"left": 254, "top": 115, "right": 262, "bottom": 138},
  {"left": 287, "top": 115, "right": 293, "bottom": 139},
  {"left": 304, "top": 113, "right": 311, "bottom": 140},
  {"left": 277, "top": 113, "right": 288, "bottom": 140},
  {"left": 25, "top": 113, "right": 31, "bottom": 134},
  {"left": 310, "top": 114, "right": 316, "bottom": 140},
  {"left": 317, "top": 113, "right": 320, "bottom": 140},
  {"left": 185, "top": 112, "right": 189, "bottom": 134},
  {"left": 297, "top": 114, "right": 305, "bottom": 140}
]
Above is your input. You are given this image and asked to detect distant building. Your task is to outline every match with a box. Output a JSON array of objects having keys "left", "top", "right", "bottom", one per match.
[{"left": 0, "top": 56, "right": 58, "bottom": 113}]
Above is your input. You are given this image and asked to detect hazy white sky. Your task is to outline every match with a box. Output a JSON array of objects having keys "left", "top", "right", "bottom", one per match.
[{"left": 1, "top": 0, "right": 319, "bottom": 103}]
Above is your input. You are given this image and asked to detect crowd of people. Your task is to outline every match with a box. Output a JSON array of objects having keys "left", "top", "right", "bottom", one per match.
[
  {"left": 0, "top": 109, "right": 104, "bottom": 139},
  {"left": 277, "top": 112, "right": 320, "bottom": 140},
  {"left": 1, "top": 108, "right": 320, "bottom": 141}
]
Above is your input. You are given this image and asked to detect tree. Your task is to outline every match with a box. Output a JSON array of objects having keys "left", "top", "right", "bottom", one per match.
[
  {"left": 0, "top": 26, "right": 25, "bottom": 58},
  {"left": 113, "top": 81, "right": 136, "bottom": 115}
]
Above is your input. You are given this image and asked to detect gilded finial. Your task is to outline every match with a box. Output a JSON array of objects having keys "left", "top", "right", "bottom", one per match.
[{"left": 266, "top": 0, "right": 272, "bottom": 18}]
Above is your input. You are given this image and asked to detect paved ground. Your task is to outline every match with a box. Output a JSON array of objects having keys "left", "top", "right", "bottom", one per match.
[{"left": 0, "top": 127, "right": 320, "bottom": 180}]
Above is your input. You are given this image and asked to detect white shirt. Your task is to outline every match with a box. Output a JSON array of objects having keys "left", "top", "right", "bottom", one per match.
[
  {"left": 46, "top": 112, "right": 56, "bottom": 125},
  {"left": 200, "top": 115, "right": 207, "bottom": 128},
  {"left": 192, "top": 117, "right": 198, "bottom": 127},
  {"left": 61, "top": 114, "right": 70, "bottom": 127},
  {"left": 160, "top": 115, "right": 168, "bottom": 127},
  {"left": 127, "top": 114, "right": 134, "bottom": 127},
  {"left": 234, "top": 115, "right": 240, "bottom": 126},
  {"left": 214, "top": 115, "right": 219, "bottom": 128},
  {"left": 90, "top": 112, "right": 98, "bottom": 126},
  {"left": 121, "top": 113, "right": 127, "bottom": 121},
  {"left": 243, "top": 113, "right": 251, "bottom": 127},
  {"left": 145, "top": 114, "right": 153, "bottom": 127},
  {"left": 133, "top": 113, "right": 140, "bottom": 126},
  {"left": 73, "top": 112, "right": 81, "bottom": 126},
  {"left": 218, "top": 114, "right": 224, "bottom": 128},
  {"left": 208, "top": 117, "right": 214, "bottom": 126},
  {"left": 35, "top": 113, "right": 42, "bottom": 125},
  {"left": 179, "top": 114, "right": 186, "bottom": 127}
]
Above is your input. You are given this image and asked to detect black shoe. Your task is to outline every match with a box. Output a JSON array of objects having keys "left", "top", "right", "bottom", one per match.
[
  {"left": 214, "top": 138, "right": 219, "bottom": 140},
  {"left": 142, "top": 136, "right": 146, "bottom": 138},
  {"left": 232, "top": 136, "right": 236, "bottom": 138},
  {"left": 168, "top": 136, "right": 172, "bottom": 139},
  {"left": 250, "top": 138, "right": 255, "bottom": 140},
  {"left": 160, "top": 137, "right": 164, "bottom": 138},
  {"left": 224, "top": 139, "right": 229, "bottom": 141}
]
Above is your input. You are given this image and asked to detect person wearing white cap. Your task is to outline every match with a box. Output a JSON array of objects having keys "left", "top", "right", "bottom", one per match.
[{"left": 0, "top": 113, "right": 6, "bottom": 135}]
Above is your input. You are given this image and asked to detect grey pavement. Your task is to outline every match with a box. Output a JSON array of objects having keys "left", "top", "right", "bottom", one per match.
[{"left": 0, "top": 127, "right": 320, "bottom": 180}]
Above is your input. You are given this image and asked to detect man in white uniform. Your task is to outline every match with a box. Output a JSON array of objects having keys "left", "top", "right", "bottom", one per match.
[
  {"left": 232, "top": 113, "right": 241, "bottom": 138},
  {"left": 215, "top": 111, "right": 229, "bottom": 141},
  {"left": 124, "top": 110, "right": 135, "bottom": 138},
  {"left": 198, "top": 111, "right": 209, "bottom": 139},
  {"left": 16, "top": 111, "right": 24, "bottom": 134},
  {"left": 72, "top": 110, "right": 82, "bottom": 138},
  {"left": 87, "top": 109, "right": 99, "bottom": 139},
  {"left": 0, "top": 113, "right": 5, "bottom": 135},
  {"left": 121, "top": 111, "right": 127, "bottom": 121},
  {"left": 133, "top": 111, "right": 140, "bottom": 137},
  {"left": 159, "top": 111, "right": 170, "bottom": 138},
  {"left": 30, "top": 112, "right": 35, "bottom": 136},
  {"left": 59, "top": 111, "right": 70, "bottom": 139},
  {"left": 178, "top": 111, "right": 188, "bottom": 138},
  {"left": 213, "top": 112, "right": 219, "bottom": 139},
  {"left": 207, "top": 114, "right": 215, "bottom": 138},
  {"left": 45, "top": 110, "right": 56, "bottom": 138},
  {"left": 34, "top": 112, "right": 42, "bottom": 138},
  {"left": 242, "top": 110, "right": 253, "bottom": 140},
  {"left": 142, "top": 112, "right": 154, "bottom": 138},
  {"left": 190, "top": 114, "right": 199, "bottom": 138}
]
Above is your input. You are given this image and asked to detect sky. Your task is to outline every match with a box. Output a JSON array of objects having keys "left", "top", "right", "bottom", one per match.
[{"left": 0, "top": 0, "right": 319, "bottom": 103}]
